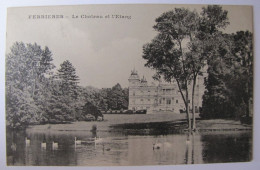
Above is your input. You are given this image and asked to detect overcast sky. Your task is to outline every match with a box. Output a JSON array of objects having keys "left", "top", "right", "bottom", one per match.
[{"left": 6, "top": 4, "right": 253, "bottom": 88}]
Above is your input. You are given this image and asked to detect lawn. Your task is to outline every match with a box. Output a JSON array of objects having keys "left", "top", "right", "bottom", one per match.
[
  {"left": 26, "top": 113, "right": 252, "bottom": 133},
  {"left": 27, "top": 113, "right": 189, "bottom": 132}
]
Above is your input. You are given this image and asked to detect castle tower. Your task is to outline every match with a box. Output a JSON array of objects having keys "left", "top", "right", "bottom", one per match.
[
  {"left": 128, "top": 68, "right": 140, "bottom": 110},
  {"left": 128, "top": 68, "right": 140, "bottom": 87},
  {"left": 140, "top": 76, "right": 148, "bottom": 86}
]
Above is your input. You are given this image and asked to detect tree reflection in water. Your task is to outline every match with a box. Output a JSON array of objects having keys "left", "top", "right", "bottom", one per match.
[{"left": 6, "top": 129, "right": 252, "bottom": 166}]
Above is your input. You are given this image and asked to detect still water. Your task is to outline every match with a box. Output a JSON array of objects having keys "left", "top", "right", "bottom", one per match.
[{"left": 6, "top": 127, "right": 252, "bottom": 166}]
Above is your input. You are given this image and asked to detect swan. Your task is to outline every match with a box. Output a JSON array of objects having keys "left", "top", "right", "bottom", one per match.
[
  {"left": 153, "top": 142, "right": 162, "bottom": 150},
  {"left": 153, "top": 143, "right": 161, "bottom": 150},
  {"left": 186, "top": 139, "right": 191, "bottom": 145},
  {"left": 75, "top": 137, "right": 82, "bottom": 145},
  {"left": 25, "top": 137, "right": 30, "bottom": 146},
  {"left": 52, "top": 141, "right": 58, "bottom": 150},
  {"left": 41, "top": 142, "right": 47, "bottom": 149},
  {"left": 153, "top": 138, "right": 163, "bottom": 150},
  {"left": 94, "top": 136, "right": 104, "bottom": 149},
  {"left": 102, "top": 143, "right": 111, "bottom": 152},
  {"left": 95, "top": 137, "right": 103, "bottom": 144}
]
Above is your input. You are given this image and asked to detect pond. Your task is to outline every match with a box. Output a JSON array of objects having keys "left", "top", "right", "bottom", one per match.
[{"left": 6, "top": 125, "right": 252, "bottom": 166}]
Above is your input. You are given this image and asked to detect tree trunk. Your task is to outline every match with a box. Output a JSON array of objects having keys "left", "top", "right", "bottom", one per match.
[
  {"left": 192, "top": 75, "right": 197, "bottom": 130},
  {"left": 176, "top": 79, "right": 191, "bottom": 130},
  {"left": 186, "top": 85, "right": 191, "bottom": 130}
]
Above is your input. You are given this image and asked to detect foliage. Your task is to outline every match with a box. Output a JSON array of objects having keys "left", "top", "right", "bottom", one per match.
[
  {"left": 6, "top": 42, "right": 107, "bottom": 129},
  {"left": 6, "top": 42, "right": 55, "bottom": 128},
  {"left": 142, "top": 5, "right": 252, "bottom": 127},
  {"left": 201, "top": 31, "right": 253, "bottom": 119},
  {"left": 57, "top": 60, "right": 79, "bottom": 98},
  {"left": 80, "top": 83, "right": 129, "bottom": 111},
  {"left": 142, "top": 6, "right": 230, "bottom": 129},
  {"left": 143, "top": 8, "right": 202, "bottom": 129},
  {"left": 80, "top": 102, "right": 103, "bottom": 120}
]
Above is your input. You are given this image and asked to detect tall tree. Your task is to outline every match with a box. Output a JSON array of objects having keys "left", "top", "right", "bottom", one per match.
[
  {"left": 57, "top": 60, "right": 79, "bottom": 98},
  {"left": 188, "top": 5, "right": 229, "bottom": 129},
  {"left": 143, "top": 8, "right": 200, "bottom": 130},
  {"left": 6, "top": 42, "right": 55, "bottom": 128},
  {"left": 201, "top": 33, "right": 234, "bottom": 118},
  {"left": 201, "top": 30, "right": 253, "bottom": 119},
  {"left": 231, "top": 31, "right": 253, "bottom": 117},
  {"left": 56, "top": 60, "right": 80, "bottom": 120},
  {"left": 143, "top": 5, "right": 230, "bottom": 130}
]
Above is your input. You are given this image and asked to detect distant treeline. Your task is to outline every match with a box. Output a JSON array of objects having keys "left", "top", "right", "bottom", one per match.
[
  {"left": 85, "top": 83, "right": 129, "bottom": 112},
  {"left": 5, "top": 42, "right": 128, "bottom": 129}
]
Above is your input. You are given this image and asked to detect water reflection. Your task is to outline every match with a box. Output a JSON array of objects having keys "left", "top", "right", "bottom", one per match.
[
  {"left": 200, "top": 132, "right": 252, "bottom": 163},
  {"left": 6, "top": 129, "right": 252, "bottom": 166}
]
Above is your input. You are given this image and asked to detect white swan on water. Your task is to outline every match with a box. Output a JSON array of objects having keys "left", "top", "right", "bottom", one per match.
[
  {"left": 94, "top": 136, "right": 104, "bottom": 149},
  {"left": 52, "top": 141, "right": 58, "bottom": 150},
  {"left": 95, "top": 137, "right": 103, "bottom": 144},
  {"left": 153, "top": 143, "right": 162, "bottom": 150},
  {"left": 102, "top": 143, "right": 111, "bottom": 151},
  {"left": 186, "top": 139, "right": 191, "bottom": 145},
  {"left": 153, "top": 139, "right": 173, "bottom": 150},
  {"left": 25, "top": 137, "right": 30, "bottom": 146},
  {"left": 153, "top": 139, "right": 162, "bottom": 150},
  {"left": 75, "top": 137, "right": 82, "bottom": 145},
  {"left": 41, "top": 142, "right": 46, "bottom": 149}
]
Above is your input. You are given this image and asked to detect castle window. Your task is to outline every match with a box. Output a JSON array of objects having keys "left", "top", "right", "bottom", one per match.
[
  {"left": 133, "top": 92, "right": 135, "bottom": 96},
  {"left": 176, "top": 100, "right": 178, "bottom": 103},
  {"left": 166, "top": 99, "right": 171, "bottom": 105}
]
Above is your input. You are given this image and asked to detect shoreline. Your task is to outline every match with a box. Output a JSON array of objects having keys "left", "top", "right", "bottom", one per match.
[{"left": 25, "top": 114, "right": 252, "bottom": 134}]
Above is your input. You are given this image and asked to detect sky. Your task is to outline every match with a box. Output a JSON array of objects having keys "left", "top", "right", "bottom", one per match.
[{"left": 5, "top": 4, "right": 253, "bottom": 88}]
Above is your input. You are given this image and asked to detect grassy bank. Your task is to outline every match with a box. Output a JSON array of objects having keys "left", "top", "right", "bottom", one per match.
[
  {"left": 196, "top": 119, "right": 252, "bottom": 131},
  {"left": 26, "top": 113, "right": 252, "bottom": 133}
]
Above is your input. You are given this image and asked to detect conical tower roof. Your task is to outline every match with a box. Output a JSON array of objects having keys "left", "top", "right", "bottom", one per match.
[{"left": 128, "top": 68, "right": 140, "bottom": 80}]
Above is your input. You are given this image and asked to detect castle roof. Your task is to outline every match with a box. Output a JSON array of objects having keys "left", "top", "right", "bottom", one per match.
[
  {"left": 129, "top": 68, "right": 140, "bottom": 80},
  {"left": 141, "top": 76, "right": 147, "bottom": 83}
]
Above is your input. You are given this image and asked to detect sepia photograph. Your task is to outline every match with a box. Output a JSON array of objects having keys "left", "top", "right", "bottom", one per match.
[{"left": 4, "top": 3, "right": 254, "bottom": 167}]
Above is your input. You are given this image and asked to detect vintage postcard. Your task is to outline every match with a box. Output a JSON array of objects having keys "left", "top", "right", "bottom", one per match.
[{"left": 5, "top": 4, "right": 253, "bottom": 166}]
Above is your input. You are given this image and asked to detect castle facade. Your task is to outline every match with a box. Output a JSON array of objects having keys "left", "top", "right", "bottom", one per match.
[{"left": 128, "top": 69, "right": 206, "bottom": 114}]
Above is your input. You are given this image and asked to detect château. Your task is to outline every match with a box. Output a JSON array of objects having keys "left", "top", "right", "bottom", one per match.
[{"left": 128, "top": 68, "right": 206, "bottom": 114}]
